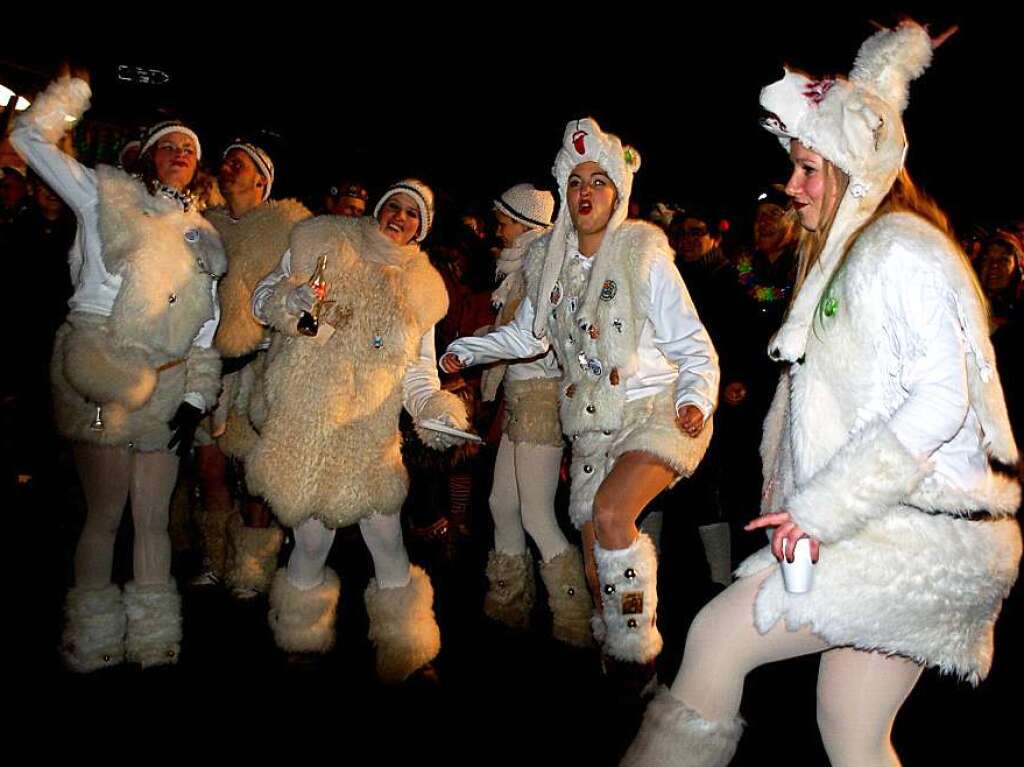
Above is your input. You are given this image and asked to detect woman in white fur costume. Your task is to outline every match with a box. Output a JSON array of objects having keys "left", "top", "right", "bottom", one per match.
[
  {"left": 442, "top": 119, "right": 719, "bottom": 687},
  {"left": 478, "top": 183, "right": 594, "bottom": 646},
  {"left": 11, "top": 76, "right": 225, "bottom": 672},
  {"left": 622, "top": 22, "right": 1021, "bottom": 767},
  {"left": 248, "top": 180, "right": 468, "bottom": 681}
]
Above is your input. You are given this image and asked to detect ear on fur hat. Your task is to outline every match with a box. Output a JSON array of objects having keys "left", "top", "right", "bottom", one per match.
[{"left": 850, "top": 21, "right": 933, "bottom": 113}]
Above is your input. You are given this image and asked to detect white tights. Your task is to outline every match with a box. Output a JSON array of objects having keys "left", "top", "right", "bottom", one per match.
[
  {"left": 488, "top": 434, "right": 568, "bottom": 562},
  {"left": 286, "top": 513, "right": 411, "bottom": 591},
  {"left": 73, "top": 443, "right": 180, "bottom": 588},
  {"left": 670, "top": 572, "right": 923, "bottom": 767}
]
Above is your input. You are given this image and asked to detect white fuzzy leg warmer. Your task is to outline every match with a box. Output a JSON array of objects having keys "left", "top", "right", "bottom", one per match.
[
  {"left": 225, "top": 516, "right": 284, "bottom": 593},
  {"left": 124, "top": 580, "right": 182, "bottom": 668},
  {"left": 539, "top": 547, "right": 595, "bottom": 647},
  {"left": 595, "top": 533, "right": 662, "bottom": 663},
  {"left": 620, "top": 687, "right": 743, "bottom": 767},
  {"left": 61, "top": 584, "right": 126, "bottom": 673},
  {"left": 364, "top": 564, "right": 441, "bottom": 683},
  {"left": 267, "top": 567, "right": 341, "bottom": 653}
]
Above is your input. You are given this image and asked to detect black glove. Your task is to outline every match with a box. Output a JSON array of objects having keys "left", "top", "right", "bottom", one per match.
[
  {"left": 221, "top": 350, "right": 258, "bottom": 376},
  {"left": 167, "top": 402, "right": 204, "bottom": 457}
]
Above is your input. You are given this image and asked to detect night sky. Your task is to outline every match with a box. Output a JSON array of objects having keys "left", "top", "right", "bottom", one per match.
[{"left": 5, "top": 5, "right": 1019, "bottom": 234}]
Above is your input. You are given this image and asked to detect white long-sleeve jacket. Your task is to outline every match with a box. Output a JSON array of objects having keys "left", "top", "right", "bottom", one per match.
[{"left": 445, "top": 247, "right": 719, "bottom": 419}]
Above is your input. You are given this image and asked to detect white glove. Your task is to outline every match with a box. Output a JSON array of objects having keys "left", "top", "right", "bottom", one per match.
[
  {"left": 285, "top": 284, "right": 317, "bottom": 317},
  {"left": 414, "top": 391, "right": 471, "bottom": 450},
  {"left": 421, "top": 414, "right": 465, "bottom": 449}
]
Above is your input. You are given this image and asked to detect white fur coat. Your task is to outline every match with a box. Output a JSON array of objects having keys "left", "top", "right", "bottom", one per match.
[{"left": 737, "top": 213, "right": 1021, "bottom": 683}]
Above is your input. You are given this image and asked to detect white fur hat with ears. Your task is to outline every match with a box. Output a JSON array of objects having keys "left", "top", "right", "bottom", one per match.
[{"left": 759, "top": 21, "right": 937, "bottom": 362}]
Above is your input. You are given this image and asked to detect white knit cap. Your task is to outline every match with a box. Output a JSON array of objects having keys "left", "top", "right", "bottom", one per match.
[
  {"left": 494, "top": 183, "right": 555, "bottom": 229},
  {"left": 140, "top": 120, "right": 202, "bottom": 162},
  {"left": 224, "top": 142, "right": 275, "bottom": 201},
  {"left": 532, "top": 117, "right": 641, "bottom": 338},
  {"left": 372, "top": 179, "right": 435, "bottom": 242},
  {"left": 759, "top": 21, "right": 935, "bottom": 362}
]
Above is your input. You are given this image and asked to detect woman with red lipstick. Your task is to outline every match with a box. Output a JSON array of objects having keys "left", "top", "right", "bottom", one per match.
[
  {"left": 442, "top": 118, "right": 719, "bottom": 692},
  {"left": 247, "top": 180, "right": 470, "bottom": 682},
  {"left": 11, "top": 73, "right": 224, "bottom": 672},
  {"left": 622, "top": 22, "right": 1020, "bottom": 767}
]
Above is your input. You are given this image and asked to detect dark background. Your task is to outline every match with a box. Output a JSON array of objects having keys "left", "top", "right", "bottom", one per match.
[{"left": 3, "top": 4, "right": 1019, "bottom": 233}]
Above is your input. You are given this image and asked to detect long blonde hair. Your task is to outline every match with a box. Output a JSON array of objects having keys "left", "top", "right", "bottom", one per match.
[
  {"left": 793, "top": 159, "right": 849, "bottom": 289},
  {"left": 803, "top": 166, "right": 987, "bottom": 319}
]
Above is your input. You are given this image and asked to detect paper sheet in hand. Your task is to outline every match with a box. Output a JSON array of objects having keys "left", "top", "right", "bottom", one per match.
[{"left": 418, "top": 419, "right": 484, "bottom": 443}]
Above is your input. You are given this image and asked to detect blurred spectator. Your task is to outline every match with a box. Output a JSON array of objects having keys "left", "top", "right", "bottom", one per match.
[
  {"left": 979, "top": 232, "right": 1022, "bottom": 330},
  {"left": 324, "top": 180, "right": 368, "bottom": 217},
  {"left": 117, "top": 138, "right": 142, "bottom": 173},
  {"left": 648, "top": 201, "right": 679, "bottom": 231},
  {"left": 0, "top": 166, "right": 29, "bottom": 226}
]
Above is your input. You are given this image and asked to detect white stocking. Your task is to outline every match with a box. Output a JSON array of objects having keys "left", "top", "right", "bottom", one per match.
[
  {"left": 816, "top": 647, "right": 922, "bottom": 767},
  {"left": 489, "top": 435, "right": 526, "bottom": 555},
  {"left": 286, "top": 517, "right": 336, "bottom": 590},
  {"left": 669, "top": 572, "right": 922, "bottom": 766},
  {"left": 359, "top": 512, "right": 411, "bottom": 589},
  {"left": 515, "top": 442, "right": 569, "bottom": 562},
  {"left": 72, "top": 443, "right": 133, "bottom": 588},
  {"left": 128, "top": 449, "right": 180, "bottom": 585}
]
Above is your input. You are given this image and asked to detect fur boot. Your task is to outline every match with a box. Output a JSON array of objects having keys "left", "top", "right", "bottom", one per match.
[
  {"left": 124, "top": 580, "right": 182, "bottom": 668},
  {"left": 225, "top": 516, "right": 283, "bottom": 595},
  {"left": 60, "top": 584, "right": 126, "bottom": 673},
  {"left": 620, "top": 687, "right": 743, "bottom": 767},
  {"left": 267, "top": 567, "right": 341, "bottom": 653},
  {"left": 364, "top": 564, "right": 441, "bottom": 683},
  {"left": 195, "top": 501, "right": 233, "bottom": 581},
  {"left": 539, "top": 547, "right": 595, "bottom": 647},
  {"left": 483, "top": 549, "right": 536, "bottom": 630},
  {"left": 595, "top": 533, "right": 662, "bottom": 663}
]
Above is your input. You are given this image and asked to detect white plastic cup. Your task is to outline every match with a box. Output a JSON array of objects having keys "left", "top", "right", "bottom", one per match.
[{"left": 780, "top": 537, "right": 815, "bottom": 594}]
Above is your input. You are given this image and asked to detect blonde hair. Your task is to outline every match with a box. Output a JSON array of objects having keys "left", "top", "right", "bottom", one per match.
[
  {"left": 802, "top": 166, "right": 988, "bottom": 321},
  {"left": 793, "top": 159, "right": 849, "bottom": 289}
]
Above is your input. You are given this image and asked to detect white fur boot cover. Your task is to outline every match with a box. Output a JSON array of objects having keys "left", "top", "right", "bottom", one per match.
[
  {"left": 539, "top": 547, "right": 595, "bottom": 647},
  {"left": 61, "top": 584, "right": 126, "bottom": 673},
  {"left": 124, "top": 580, "right": 182, "bottom": 668},
  {"left": 267, "top": 567, "right": 341, "bottom": 653},
  {"left": 483, "top": 549, "right": 536, "bottom": 630},
  {"left": 620, "top": 687, "right": 743, "bottom": 767},
  {"left": 364, "top": 564, "right": 441, "bottom": 683},
  {"left": 595, "top": 534, "right": 662, "bottom": 663},
  {"left": 196, "top": 502, "right": 233, "bottom": 579},
  {"left": 225, "top": 516, "right": 284, "bottom": 593}
]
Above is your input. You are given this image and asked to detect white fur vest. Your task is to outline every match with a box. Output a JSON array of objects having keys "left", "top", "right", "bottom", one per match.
[
  {"left": 206, "top": 199, "right": 310, "bottom": 358},
  {"left": 526, "top": 220, "right": 673, "bottom": 436},
  {"left": 246, "top": 216, "right": 448, "bottom": 529},
  {"left": 53, "top": 167, "right": 226, "bottom": 449}
]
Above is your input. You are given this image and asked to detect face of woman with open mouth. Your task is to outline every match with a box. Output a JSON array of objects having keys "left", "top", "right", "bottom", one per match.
[
  {"left": 377, "top": 192, "right": 421, "bottom": 245},
  {"left": 567, "top": 161, "right": 617, "bottom": 241}
]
